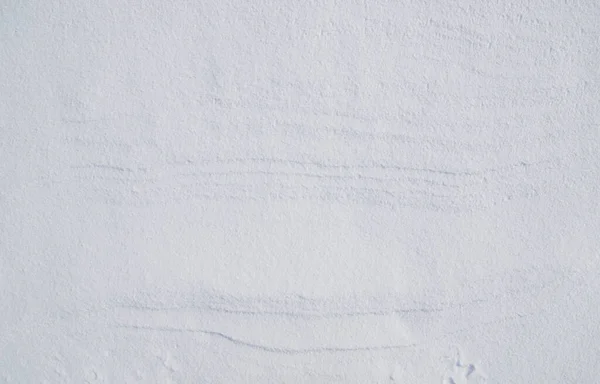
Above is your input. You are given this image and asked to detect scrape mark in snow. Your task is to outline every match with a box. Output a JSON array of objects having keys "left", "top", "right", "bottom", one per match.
[
  {"left": 113, "top": 323, "right": 417, "bottom": 355},
  {"left": 63, "top": 153, "right": 557, "bottom": 211}
]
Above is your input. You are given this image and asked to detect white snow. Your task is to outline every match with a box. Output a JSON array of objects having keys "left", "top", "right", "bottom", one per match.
[{"left": 1, "top": 0, "right": 599, "bottom": 382}]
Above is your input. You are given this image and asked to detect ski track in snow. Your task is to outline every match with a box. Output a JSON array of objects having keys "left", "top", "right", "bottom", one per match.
[
  {"left": 83, "top": 264, "right": 575, "bottom": 358},
  {"left": 54, "top": 112, "right": 562, "bottom": 213}
]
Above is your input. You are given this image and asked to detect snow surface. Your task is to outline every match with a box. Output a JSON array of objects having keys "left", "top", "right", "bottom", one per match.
[{"left": 1, "top": 0, "right": 599, "bottom": 382}]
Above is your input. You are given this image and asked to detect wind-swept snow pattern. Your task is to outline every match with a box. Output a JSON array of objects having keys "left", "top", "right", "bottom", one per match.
[{"left": 1, "top": 0, "right": 599, "bottom": 383}]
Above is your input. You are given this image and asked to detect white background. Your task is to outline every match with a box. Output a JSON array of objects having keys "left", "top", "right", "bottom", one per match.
[{"left": 1, "top": 1, "right": 599, "bottom": 382}]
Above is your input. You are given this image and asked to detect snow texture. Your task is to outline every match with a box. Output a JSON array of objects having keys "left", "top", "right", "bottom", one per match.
[{"left": 1, "top": 0, "right": 599, "bottom": 382}]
